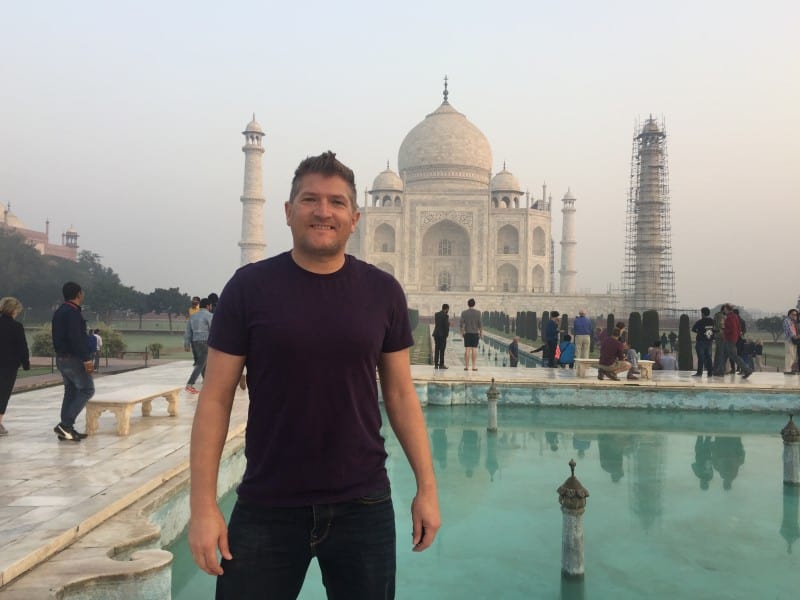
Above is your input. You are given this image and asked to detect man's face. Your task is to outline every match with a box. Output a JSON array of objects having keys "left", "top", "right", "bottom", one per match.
[{"left": 285, "top": 173, "right": 359, "bottom": 261}]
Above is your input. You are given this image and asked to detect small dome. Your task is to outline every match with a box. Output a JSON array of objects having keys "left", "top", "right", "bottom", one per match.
[
  {"left": 642, "top": 118, "right": 661, "bottom": 134},
  {"left": 243, "top": 114, "right": 264, "bottom": 135},
  {"left": 490, "top": 168, "right": 521, "bottom": 193},
  {"left": 372, "top": 166, "right": 403, "bottom": 192},
  {"left": 66, "top": 225, "right": 78, "bottom": 234},
  {"left": 562, "top": 188, "right": 576, "bottom": 201}
]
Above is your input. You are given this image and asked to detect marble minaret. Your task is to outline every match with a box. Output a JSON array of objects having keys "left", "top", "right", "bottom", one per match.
[
  {"left": 559, "top": 189, "right": 577, "bottom": 295},
  {"left": 239, "top": 115, "right": 266, "bottom": 266}
]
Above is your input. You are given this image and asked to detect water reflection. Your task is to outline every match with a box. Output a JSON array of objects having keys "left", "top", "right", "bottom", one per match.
[
  {"left": 432, "top": 428, "right": 448, "bottom": 470},
  {"left": 712, "top": 437, "right": 745, "bottom": 491},
  {"left": 692, "top": 435, "right": 714, "bottom": 490},
  {"left": 458, "top": 429, "right": 480, "bottom": 478},
  {"left": 780, "top": 486, "right": 800, "bottom": 554},
  {"left": 598, "top": 433, "right": 632, "bottom": 483}
]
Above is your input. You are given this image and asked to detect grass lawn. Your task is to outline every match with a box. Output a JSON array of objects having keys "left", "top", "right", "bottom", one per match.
[{"left": 17, "top": 366, "right": 56, "bottom": 379}]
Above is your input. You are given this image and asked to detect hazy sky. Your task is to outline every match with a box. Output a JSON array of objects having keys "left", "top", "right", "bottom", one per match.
[{"left": 1, "top": 1, "right": 797, "bottom": 314}]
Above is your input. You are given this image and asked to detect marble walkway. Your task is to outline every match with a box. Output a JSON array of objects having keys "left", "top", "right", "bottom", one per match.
[{"left": 0, "top": 351, "right": 798, "bottom": 594}]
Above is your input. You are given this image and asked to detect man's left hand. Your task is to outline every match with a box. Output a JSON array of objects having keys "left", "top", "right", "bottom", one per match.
[{"left": 411, "top": 489, "right": 440, "bottom": 552}]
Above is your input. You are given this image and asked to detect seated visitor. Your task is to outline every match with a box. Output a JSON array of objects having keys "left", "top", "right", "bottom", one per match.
[
  {"left": 659, "top": 348, "right": 677, "bottom": 370},
  {"left": 598, "top": 327, "right": 635, "bottom": 381},
  {"left": 647, "top": 340, "right": 663, "bottom": 368}
]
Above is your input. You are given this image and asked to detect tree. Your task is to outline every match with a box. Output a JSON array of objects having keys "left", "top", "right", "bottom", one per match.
[
  {"left": 131, "top": 290, "right": 152, "bottom": 330},
  {"left": 149, "top": 287, "right": 191, "bottom": 331},
  {"left": 755, "top": 316, "right": 784, "bottom": 342},
  {"left": 606, "top": 314, "right": 615, "bottom": 338},
  {"left": 642, "top": 310, "right": 660, "bottom": 349},
  {"left": 678, "top": 314, "right": 693, "bottom": 370},
  {"left": 628, "top": 312, "right": 643, "bottom": 354},
  {"left": 526, "top": 311, "right": 537, "bottom": 342}
]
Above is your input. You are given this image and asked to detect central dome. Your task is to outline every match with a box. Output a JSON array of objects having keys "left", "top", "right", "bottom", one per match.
[{"left": 398, "top": 100, "right": 492, "bottom": 188}]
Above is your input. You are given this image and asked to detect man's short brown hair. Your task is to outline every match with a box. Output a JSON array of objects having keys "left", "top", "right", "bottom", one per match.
[{"left": 289, "top": 151, "right": 357, "bottom": 210}]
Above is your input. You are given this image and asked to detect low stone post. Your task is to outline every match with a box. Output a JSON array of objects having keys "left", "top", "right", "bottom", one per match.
[
  {"left": 782, "top": 415, "right": 800, "bottom": 486},
  {"left": 557, "top": 459, "right": 590, "bottom": 579},
  {"left": 486, "top": 378, "right": 498, "bottom": 433}
]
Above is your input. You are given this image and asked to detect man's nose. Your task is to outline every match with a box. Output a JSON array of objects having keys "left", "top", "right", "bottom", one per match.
[{"left": 313, "top": 198, "right": 334, "bottom": 217}]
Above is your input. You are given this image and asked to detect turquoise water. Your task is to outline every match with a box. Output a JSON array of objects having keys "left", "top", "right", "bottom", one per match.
[{"left": 170, "top": 406, "right": 799, "bottom": 599}]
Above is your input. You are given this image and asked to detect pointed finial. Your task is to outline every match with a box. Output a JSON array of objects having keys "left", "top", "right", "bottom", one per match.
[
  {"left": 252, "top": 112, "right": 256, "bottom": 121},
  {"left": 443, "top": 75, "right": 449, "bottom": 103},
  {"left": 569, "top": 459, "right": 576, "bottom": 477},
  {"left": 386, "top": 160, "right": 390, "bottom": 170},
  {"left": 503, "top": 161, "right": 506, "bottom": 171}
]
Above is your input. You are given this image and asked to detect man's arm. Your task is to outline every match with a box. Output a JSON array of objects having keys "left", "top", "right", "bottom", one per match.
[
  {"left": 378, "top": 348, "right": 440, "bottom": 552},
  {"left": 188, "top": 348, "right": 246, "bottom": 575}
]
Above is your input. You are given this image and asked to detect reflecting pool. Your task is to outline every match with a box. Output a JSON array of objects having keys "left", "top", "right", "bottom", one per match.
[{"left": 170, "top": 406, "right": 799, "bottom": 599}]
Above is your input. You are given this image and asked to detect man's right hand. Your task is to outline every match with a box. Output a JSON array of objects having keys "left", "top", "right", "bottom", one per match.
[{"left": 188, "top": 505, "right": 232, "bottom": 575}]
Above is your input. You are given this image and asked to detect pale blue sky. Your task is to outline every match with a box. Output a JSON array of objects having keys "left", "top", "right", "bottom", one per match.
[{"left": 1, "top": 1, "right": 797, "bottom": 313}]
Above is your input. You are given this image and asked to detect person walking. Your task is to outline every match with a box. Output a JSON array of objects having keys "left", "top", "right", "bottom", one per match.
[
  {"left": 713, "top": 304, "right": 752, "bottom": 379},
  {"left": 573, "top": 310, "right": 592, "bottom": 359},
  {"left": 508, "top": 336, "right": 520, "bottom": 367},
  {"left": 691, "top": 307, "right": 715, "bottom": 376},
  {"left": 188, "top": 151, "right": 439, "bottom": 598},
  {"left": 783, "top": 308, "right": 800, "bottom": 374},
  {"left": 184, "top": 298, "right": 213, "bottom": 394},
  {"left": 92, "top": 328, "right": 103, "bottom": 372},
  {"left": 0, "top": 297, "right": 30, "bottom": 435},
  {"left": 51, "top": 282, "right": 94, "bottom": 441},
  {"left": 432, "top": 304, "right": 450, "bottom": 369},
  {"left": 460, "top": 298, "right": 482, "bottom": 371}
]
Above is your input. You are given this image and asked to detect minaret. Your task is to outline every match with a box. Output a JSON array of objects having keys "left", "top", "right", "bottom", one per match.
[
  {"left": 623, "top": 116, "right": 676, "bottom": 312},
  {"left": 559, "top": 189, "right": 577, "bottom": 294},
  {"left": 239, "top": 114, "right": 266, "bottom": 266}
]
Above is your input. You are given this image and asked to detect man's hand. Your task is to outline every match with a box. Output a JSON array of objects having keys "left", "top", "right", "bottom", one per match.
[
  {"left": 184, "top": 345, "right": 190, "bottom": 352},
  {"left": 411, "top": 488, "right": 441, "bottom": 552},
  {"left": 83, "top": 361, "right": 94, "bottom": 374},
  {"left": 188, "top": 505, "right": 232, "bottom": 575}
]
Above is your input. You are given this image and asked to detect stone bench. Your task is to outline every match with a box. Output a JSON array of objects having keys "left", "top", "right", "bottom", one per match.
[
  {"left": 574, "top": 358, "right": 656, "bottom": 380},
  {"left": 85, "top": 384, "right": 182, "bottom": 436}
]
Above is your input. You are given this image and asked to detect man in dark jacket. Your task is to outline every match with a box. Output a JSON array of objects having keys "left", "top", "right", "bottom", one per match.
[
  {"left": 432, "top": 304, "right": 450, "bottom": 369},
  {"left": 51, "top": 281, "right": 95, "bottom": 441},
  {"left": 545, "top": 311, "right": 561, "bottom": 368}
]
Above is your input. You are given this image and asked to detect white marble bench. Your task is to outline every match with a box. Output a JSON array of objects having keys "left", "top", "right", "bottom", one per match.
[
  {"left": 574, "top": 358, "right": 656, "bottom": 380},
  {"left": 85, "top": 384, "right": 182, "bottom": 436}
]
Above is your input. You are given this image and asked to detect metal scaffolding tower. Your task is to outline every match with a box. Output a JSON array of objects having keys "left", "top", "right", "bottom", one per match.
[{"left": 622, "top": 116, "right": 676, "bottom": 313}]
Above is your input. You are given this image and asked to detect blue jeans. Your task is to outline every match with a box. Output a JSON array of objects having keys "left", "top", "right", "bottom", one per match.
[
  {"left": 187, "top": 341, "right": 208, "bottom": 385},
  {"left": 695, "top": 340, "right": 713, "bottom": 374},
  {"left": 217, "top": 489, "right": 396, "bottom": 600},
  {"left": 56, "top": 356, "right": 95, "bottom": 427}
]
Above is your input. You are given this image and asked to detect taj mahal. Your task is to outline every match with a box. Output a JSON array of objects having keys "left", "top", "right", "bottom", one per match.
[{"left": 238, "top": 82, "right": 636, "bottom": 317}]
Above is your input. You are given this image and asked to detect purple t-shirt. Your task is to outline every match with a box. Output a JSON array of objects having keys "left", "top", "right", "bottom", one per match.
[{"left": 208, "top": 252, "right": 413, "bottom": 507}]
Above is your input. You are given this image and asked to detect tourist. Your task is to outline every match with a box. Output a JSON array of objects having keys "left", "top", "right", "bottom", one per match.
[
  {"left": 573, "top": 310, "right": 592, "bottom": 359},
  {"left": 188, "top": 296, "right": 201, "bottom": 317},
  {"left": 207, "top": 292, "right": 219, "bottom": 313},
  {"left": 667, "top": 331, "right": 677, "bottom": 353},
  {"left": 753, "top": 339, "right": 764, "bottom": 372},
  {"left": 713, "top": 304, "right": 752, "bottom": 379},
  {"left": 545, "top": 311, "right": 561, "bottom": 368},
  {"left": 183, "top": 298, "right": 213, "bottom": 394},
  {"left": 0, "top": 297, "right": 30, "bottom": 435},
  {"left": 461, "top": 298, "right": 482, "bottom": 371},
  {"left": 557, "top": 333, "right": 575, "bottom": 368},
  {"left": 783, "top": 308, "right": 799, "bottom": 374},
  {"left": 508, "top": 335, "right": 520, "bottom": 367},
  {"left": 691, "top": 307, "right": 715, "bottom": 376},
  {"left": 615, "top": 321, "right": 640, "bottom": 376},
  {"left": 92, "top": 328, "right": 103, "bottom": 372},
  {"left": 647, "top": 340, "right": 663, "bottom": 367},
  {"left": 659, "top": 348, "right": 677, "bottom": 370},
  {"left": 432, "top": 303, "right": 450, "bottom": 369},
  {"left": 188, "top": 151, "right": 439, "bottom": 598},
  {"left": 712, "top": 306, "right": 726, "bottom": 374},
  {"left": 598, "top": 327, "right": 634, "bottom": 381},
  {"left": 51, "top": 282, "right": 94, "bottom": 442}
]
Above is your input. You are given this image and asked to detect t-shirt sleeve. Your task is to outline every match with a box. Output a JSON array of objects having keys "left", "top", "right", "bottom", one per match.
[
  {"left": 381, "top": 275, "right": 414, "bottom": 354},
  {"left": 207, "top": 272, "right": 248, "bottom": 356}
]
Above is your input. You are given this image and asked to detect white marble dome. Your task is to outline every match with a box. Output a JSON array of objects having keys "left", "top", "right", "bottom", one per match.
[
  {"left": 398, "top": 101, "right": 492, "bottom": 184},
  {"left": 562, "top": 188, "right": 576, "bottom": 201},
  {"left": 243, "top": 115, "right": 264, "bottom": 134},
  {"left": 372, "top": 166, "right": 403, "bottom": 191},
  {"left": 490, "top": 168, "right": 521, "bottom": 193}
]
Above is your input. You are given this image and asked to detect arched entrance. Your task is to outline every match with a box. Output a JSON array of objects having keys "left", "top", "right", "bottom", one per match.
[{"left": 420, "top": 220, "right": 471, "bottom": 291}]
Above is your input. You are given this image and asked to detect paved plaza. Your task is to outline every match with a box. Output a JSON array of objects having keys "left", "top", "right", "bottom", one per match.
[{"left": 0, "top": 347, "right": 798, "bottom": 595}]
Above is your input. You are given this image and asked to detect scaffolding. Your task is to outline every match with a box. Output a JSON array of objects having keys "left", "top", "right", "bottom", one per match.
[{"left": 622, "top": 116, "right": 676, "bottom": 314}]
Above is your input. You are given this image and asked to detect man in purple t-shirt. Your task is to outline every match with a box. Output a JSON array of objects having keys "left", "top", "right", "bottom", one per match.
[{"left": 188, "top": 151, "right": 440, "bottom": 599}]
